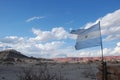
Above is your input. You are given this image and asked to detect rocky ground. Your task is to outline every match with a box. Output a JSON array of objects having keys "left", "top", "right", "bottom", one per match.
[{"left": 0, "top": 62, "right": 98, "bottom": 80}]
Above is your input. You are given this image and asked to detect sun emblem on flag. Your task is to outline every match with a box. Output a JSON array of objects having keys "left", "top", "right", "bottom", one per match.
[{"left": 85, "top": 35, "right": 88, "bottom": 38}]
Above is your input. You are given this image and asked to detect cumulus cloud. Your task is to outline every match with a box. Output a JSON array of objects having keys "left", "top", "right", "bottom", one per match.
[
  {"left": 0, "top": 27, "right": 73, "bottom": 58},
  {"left": 26, "top": 16, "right": 45, "bottom": 22},
  {"left": 0, "top": 35, "right": 65, "bottom": 57},
  {"left": 0, "top": 36, "right": 24, "bottom": 44},
  {"left": 30, "top": 27, "right": 70, "bottom": 42},
  {"left": 104, "top": 34, "right": 120, "bottom": 41},
  {"left": 100, "top": 9, "right": 120, "bottom": 41},
  {"left": 84, "top": 9, "right": 120, "bottom": 41},
  {"left": 35, "top": 41, "right": 64, "bottom": 51},
  {"left": 117, "top": 42, "right": 120, "bottom": 46},
  {"left": 102, "top": 42, "right": 120, "bottom": 56}
]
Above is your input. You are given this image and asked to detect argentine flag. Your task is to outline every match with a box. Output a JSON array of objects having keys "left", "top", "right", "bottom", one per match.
[{"left": 71, "top": 22, "right": 101, "bottom": 50}]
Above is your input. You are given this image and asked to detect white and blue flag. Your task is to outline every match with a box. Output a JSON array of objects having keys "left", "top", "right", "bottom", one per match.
[{"left": 71, "top": 22, "right": 101, "bottom": 50}]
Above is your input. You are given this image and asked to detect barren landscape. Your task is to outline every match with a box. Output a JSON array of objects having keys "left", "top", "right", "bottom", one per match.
[
  {"left": 0, "top": 62, "right": 98, "bottom": 80},
  {"left": 0, "top": 49, "right": 120, "bottom": 80}
]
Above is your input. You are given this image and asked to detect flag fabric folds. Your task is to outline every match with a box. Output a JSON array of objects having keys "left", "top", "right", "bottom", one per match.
[{"left": 71, "top": 22, "right": 101, "bottom": 50}]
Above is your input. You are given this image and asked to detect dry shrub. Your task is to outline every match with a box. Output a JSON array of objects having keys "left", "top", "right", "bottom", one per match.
[{"left": 18, "top": 64, "right": 67, "bottom": 80}]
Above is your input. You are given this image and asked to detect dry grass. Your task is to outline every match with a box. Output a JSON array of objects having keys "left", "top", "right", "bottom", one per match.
[{"left": 18, "top": 64, "right": 67, "bottom": 80}]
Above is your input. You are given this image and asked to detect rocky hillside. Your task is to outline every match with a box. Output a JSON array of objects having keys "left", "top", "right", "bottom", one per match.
[
  {"left": 0, "top": 49, "right": 53, "bottom": 63},
  {"left": 0, "top": 49, "right": 28, "bottom": 60}
]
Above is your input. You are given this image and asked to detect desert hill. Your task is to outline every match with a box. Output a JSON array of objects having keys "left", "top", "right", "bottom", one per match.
[
  {"left": 0, "top": 49, "right": 53, "bottom": 63},
  {"left": 0, "top": 49, "right": 28, "bottom": 60}
]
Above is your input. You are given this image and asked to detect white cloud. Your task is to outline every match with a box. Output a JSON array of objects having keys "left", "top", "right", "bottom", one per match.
[
  {"left": 0, "top": 42, "right": 4, "bottom": 47},
  {"left": 17, "top": 41, "right": 65, "bottom": 58},
  {"left": 102, "top": 42, "right": 120, "bottom": 56},
  {"left": 26, "top": 16, "right": 45, "bottom": 22},
  {"left": 52, "top": 27, "right": 68, "bottom": 39},
  {"left": 0, "top": 27, "right": 75, "bottom": 58},
  {"left": 0, "top": 36, "right": 24, "bottom": 44},
  {"left": 104, "top": 34, "right": 120, "bottom": 41},
  {"left": 30, "top": 27, "right": 69, "bottom": 42},
  {"left": 0, "top": 35, "right": 65, "bottom": 57},
  {"left": 35, "top": 41, "right": 64, "bottom": 51},
  {"left": 84, "top": 9, "right": 120, "bottom": 41},
  {"left": 117, "top": 42, "right": 120, "bottom": 46},
  {"left": 30, "top": 28, "right": 53, "bottom": 41},
  {"left": 101, "top": 9, "right": 120, "bottom": 36}
]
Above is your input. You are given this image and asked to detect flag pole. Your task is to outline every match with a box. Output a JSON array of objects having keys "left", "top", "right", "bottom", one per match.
[
  {"left": 99, "top": 21, "right": 104, "bottom": 63},
  {"left": 99, "top": 21, "right": 107, "bottom": 80}
]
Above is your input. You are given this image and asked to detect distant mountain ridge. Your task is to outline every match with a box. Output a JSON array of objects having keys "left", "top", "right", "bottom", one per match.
[
  {"left": 53, "top": 56, "right": 120, "bottom": 62},
  {"left": 0, "top": 49, "right": 28, "bottom": 59}
]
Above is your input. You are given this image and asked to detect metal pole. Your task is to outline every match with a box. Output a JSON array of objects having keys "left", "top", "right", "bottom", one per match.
[
  {"left": 98, "top": 21, "right": 107, "bottom": 80},
  {"left": 104, "top": 62, "right": 107, "bottom": 80},
  {"left": 99, "top": 21, "right": 104, "bottom": 63}
]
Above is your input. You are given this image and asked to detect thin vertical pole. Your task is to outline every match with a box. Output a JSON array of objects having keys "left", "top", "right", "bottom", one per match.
[
  {"left": 99, "top": 21, "right": 104, "bottom": 63},
  {"left": 99, "top": 21, "right": 107, "bottom": 80}
]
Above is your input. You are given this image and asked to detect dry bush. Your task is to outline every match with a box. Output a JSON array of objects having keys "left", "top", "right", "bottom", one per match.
[
  {"left": 82, "top": 68, "right": 96, "bottom": 79},
  {"left": 18, "top": 64, "right": 67, "bottom": 80}
]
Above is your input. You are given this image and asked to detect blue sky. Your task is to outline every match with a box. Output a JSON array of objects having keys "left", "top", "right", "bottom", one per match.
[{"left": 0, "top": 0, "right": 120, "bottom": 58}]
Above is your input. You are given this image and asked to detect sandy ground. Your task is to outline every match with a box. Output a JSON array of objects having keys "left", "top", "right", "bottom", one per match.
[{"left": 0, "top": 62, "right": 98, "bottom": 80}]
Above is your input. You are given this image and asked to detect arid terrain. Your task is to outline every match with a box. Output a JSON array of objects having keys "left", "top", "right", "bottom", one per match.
[
  {"left": 0, "top": 49, "right": 120, "bottom": 80},
  {"left": 0, "top": 62, "right": 98, "bottom": 80}
]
